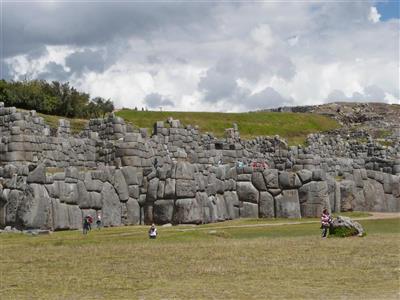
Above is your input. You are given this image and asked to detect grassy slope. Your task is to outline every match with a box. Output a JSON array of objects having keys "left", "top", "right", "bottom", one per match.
[
  {"left": 1, "top": 217, "right": 398, "bottom": 299},
  {"left": 37, "top": 113, "right": 88, "bottom": 134},
  {"left": 116, "top": 110, "right": 340, "bottom": 145}
]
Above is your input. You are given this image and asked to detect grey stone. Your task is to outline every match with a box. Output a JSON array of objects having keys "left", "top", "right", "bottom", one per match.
[
  {"left": 278, "top": 172, "right": 302, "bottom": 189},
  {"left": 297, "top": 169, "right": 312, "bottom": 184},
  {"left": 114, "top": 170, "right": 129, "bottom": 202},
  {"left": 67, "top": 205, "right": 82, "bottom": 229},
  {"left": 59, "top": 182, "right": 79, "bottom": 205},
  {"left": 51, "top": 199, "right": 70, "bottom": 230},
  {"left": 164, "top": 178, "right": 176, "bottom": 199},
  {"left": 77, "top": 181, "right": 91, "bottom": 208},
  {"left": 18, "top": 184, "right": 52, "bottom": 229},
  {"left": 101, "top": 182, "right": 121, "bottom": 227},
  {"left": 299, "top": 181, "right": 330, "bottom": 217},
  {"left": 263, "top": 169, "right": 279, "bottom": 188},
  {"left": 146, "top": 178, "right": 159, "bottom": 202},
  {"left": 174, "top": 161, "right": 195, "bottom": 179},
  {"left": 27, "top": 164, "right": 46, "bottom": 184},
  {"left": 176, "top": 179, "right": 196, "bottom": 198},
  {"left": 240, "top": 202, "right": 258, "bottom": 218},
  {"left": 340, "top": 180, "right": 355, "bottom": 212},
  {"left": 331, "top": 216, "right": 364, "bottom": 237},
  {"left": 275, "top": 190, "right": 301, "bottom": 218},
  {"left": 173, "top": 198, "right": 202, "bottom": 224},
  {"left": 125, "top": 198, "right": 140, "bottom": 225},
  {"left": 259, "top": 191, "right": 274, "bottom": 218},
  {"left": 128, "top": 185, "right": 140, "bottom": 199},
  {"left": 153, "top": 199, "right": 174, "bottom": 224},
  {"left": 252, "top": 172, "right": 267, "bottom": 191},
  {"left": 236, "top": 182, "right": 259, "bottom": 203}
]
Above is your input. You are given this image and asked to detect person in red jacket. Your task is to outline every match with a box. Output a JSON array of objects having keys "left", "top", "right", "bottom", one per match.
[{"left": 321, "top": 208, "right": 332, "bottom": 238}]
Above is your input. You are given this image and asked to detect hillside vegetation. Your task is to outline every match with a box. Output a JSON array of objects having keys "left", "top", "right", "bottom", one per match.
[
  {"left": 0, "top": 217, "right": 398, "bottom": 299},
  {"left": 116, "top": 109, "right": 340, "bottom": 145}
]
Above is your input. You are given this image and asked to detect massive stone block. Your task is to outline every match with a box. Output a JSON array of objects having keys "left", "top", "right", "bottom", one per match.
[
  {"left": 176, "top": 179, "right": 196, "bottom": 198},
  {"left": 101, "top": 182, "right": 122, "bottom": 227},
  {"left": 18, "top": 184, "right": 52, "bottom": 229},
  {"left": 259, "top": 191, "right": 274, "bottom": 218},
  {"left": 275, "top": 189, "right": 301, "bottom": 218},
  {"left": 278, "top": 172, "right": 302, "bottom": 189},
  {"left": 240, "top": 202, "right": 258, "bottom": 218},
  {"left": 299, "top": 181, "right": 330, "bottom": 217},
  {"left": 236, "top": 181, "right": 259, "bottom": 203},
  {"left": 153, "top": 199, "right": 174, "bottom": 224},
  {"left": 263, "top": 169, "right": 279, "bottom": 189},
  {"left": 173, "top": 198, "right": 202, "bottom": 224},
  {"left": 252, "top": 172, "right": 267, "bottom": 191},
  {"left": 114, "top": 169, "right": 129, "bottom": 202}
]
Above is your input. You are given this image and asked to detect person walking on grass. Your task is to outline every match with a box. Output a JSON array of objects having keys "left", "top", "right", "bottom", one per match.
[
  {"left": 321, "top": 208, "right": 332, "bottom": 238},
  {"left": 148, "top": 223, "right": 157, "bottom": 239},
  {"left": 83, "top": 216, "right": 91, "bottom": 235}
]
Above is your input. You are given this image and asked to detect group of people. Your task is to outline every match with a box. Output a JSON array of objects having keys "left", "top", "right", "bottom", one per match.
[
  {"left": 83, "top": 209, "right": 331, "bottom": 239},
  {"left": 83, "top": 214, "right": 102, "bottom": 235}
]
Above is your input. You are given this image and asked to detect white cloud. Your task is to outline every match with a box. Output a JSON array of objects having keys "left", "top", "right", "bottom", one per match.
[
  {"left": 368, "top": 7, "right": 381, "bottom": 23},
  {"left": 2, "top": 2, "right": 399, "bottom": 111}
]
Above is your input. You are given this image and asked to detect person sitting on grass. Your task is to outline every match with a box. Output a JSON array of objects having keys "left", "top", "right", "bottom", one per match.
[
  {"left": 321, "top": 208, "right": 332, "bottom": 238},
  {"left": 148, "top": 223, "right": 157, "bottom": 239}
]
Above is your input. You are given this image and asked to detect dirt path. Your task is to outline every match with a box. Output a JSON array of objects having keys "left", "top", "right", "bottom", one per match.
[{"left": 174, "top": 212, "right": 400, "bottom": 232}]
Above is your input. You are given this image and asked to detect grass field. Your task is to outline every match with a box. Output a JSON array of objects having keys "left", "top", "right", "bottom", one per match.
[
  {"left": 1, "top": 216, "right": 399, "bottom": 300},
  {"left": 116, "top": 110, "right": 340, "bottom": 145}
]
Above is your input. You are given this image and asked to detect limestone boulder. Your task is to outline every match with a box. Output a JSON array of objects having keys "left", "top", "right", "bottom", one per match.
[
  {"left": 275, "top": 190, "right": 301, "bottom": 218},
  {"left": 236, "top": 182, "right": 259, "bottom": 203},
  {"left": 252, "top": 172, "right": 267, "bottom": 191},
  {"left": 259, "top": 191, "right": 274, "bottom": 218},
  {"left": 114, "top": 170, "right": 129, "bottom": 202},
  {"left": 173, "top": 198, "right": 202, "bottom": 224},
  {"left": 299, "top": 181, "right": 330, "bottom": 217},
  {"left": 153, "top": 199, "right": 174, "bottom": 224},
  {"left": 101, "top": 182, "right": 122, "bottom": 227},
  {"left": 176, "top": 179, "right": 196, "bottom": 198},
  {"left": 263, "top": 169, "right": 279, "bottom": 189},
  {"left": 240, "top": 202, "right": 258, "bottom": 218},
  {"left": 51, "top": 199, "right": 70, "bottom": 230},
  {"left": 278, "top": 172, "right": 302, "bottom": 189},
  {"left": 18, "top": 184, "right": 52, "bottom": 229}
]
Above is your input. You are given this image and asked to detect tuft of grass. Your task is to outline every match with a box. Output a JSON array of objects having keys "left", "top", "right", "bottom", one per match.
[
  {"left": 0, "top": 218, "right": 398, "bottom": 299},
  {"left": 116, "top": 110, "right": 340, "bottom": 146}
]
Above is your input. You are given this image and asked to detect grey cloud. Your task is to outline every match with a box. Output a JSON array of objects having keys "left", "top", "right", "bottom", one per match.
[
  {"left": 198, "top": 67, "right": 238, "bottom": 102},
  {"left": 327, "top": 85, "right": 388, "bottom": 103},
  {"left": 65, "top": 49, "right": 106, "bottom": 74},
  {"left": 37, "top": 62, "right": 70, "bottom": 82},
  {"left": 3, "top": 2, "right": 218, "bottom": 58},
  {"left": 144, "top": 93, "right": 174, "bottom": 108},
  {"left": 245, "top": 87, "right": 294, "bottom": 109}
]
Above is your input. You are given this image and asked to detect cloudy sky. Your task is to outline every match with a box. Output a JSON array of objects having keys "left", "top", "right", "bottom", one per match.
[{"left": 1, "top": 0, "right": 399, "bottom": 111}]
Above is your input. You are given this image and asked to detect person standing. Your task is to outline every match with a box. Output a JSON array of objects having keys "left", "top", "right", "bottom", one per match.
[
  {"left": 148, "top": 223, "right": 157, "bottom": 239},
  {"left": 321, "top": 209, "right": 332, "bottom": 238},
  {"left": 96, "top": 214, "right": 102, "bottom": 230}
]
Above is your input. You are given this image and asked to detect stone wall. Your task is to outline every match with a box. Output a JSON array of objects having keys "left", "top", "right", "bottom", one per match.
[{"left": 0, "top": 102, "right": 399, "bottom": 230}]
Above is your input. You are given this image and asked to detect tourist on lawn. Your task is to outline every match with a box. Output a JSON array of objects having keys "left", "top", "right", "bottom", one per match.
[
  {"left": 96, "top": 213, "right": 102, "bottom": 230},
  {"left": 83, "top": 216, "right": 91, "bottom": 235},
  {"left": 148, "top": 223, "right": 157, "bottom": 239},
  {"left": 321, "top": 208, "right": 332, "bottom": 238}
]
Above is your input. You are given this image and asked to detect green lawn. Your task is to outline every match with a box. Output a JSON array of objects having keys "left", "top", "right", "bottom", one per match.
[
  {"left": 1, "top": 217, "right": 398, "bottom": 299},
  {"left": 116, "top": 110, "right": 340, "bottom": 145}
]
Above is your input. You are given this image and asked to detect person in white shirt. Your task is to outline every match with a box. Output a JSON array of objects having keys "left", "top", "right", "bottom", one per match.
[{"left": 148, "top": 223, "right": 157, "bottom": 239}]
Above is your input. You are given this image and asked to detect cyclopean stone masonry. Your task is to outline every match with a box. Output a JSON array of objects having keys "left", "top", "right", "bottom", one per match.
[{"left": 0, "top": 102, "right": 399, "bottom": 230}]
